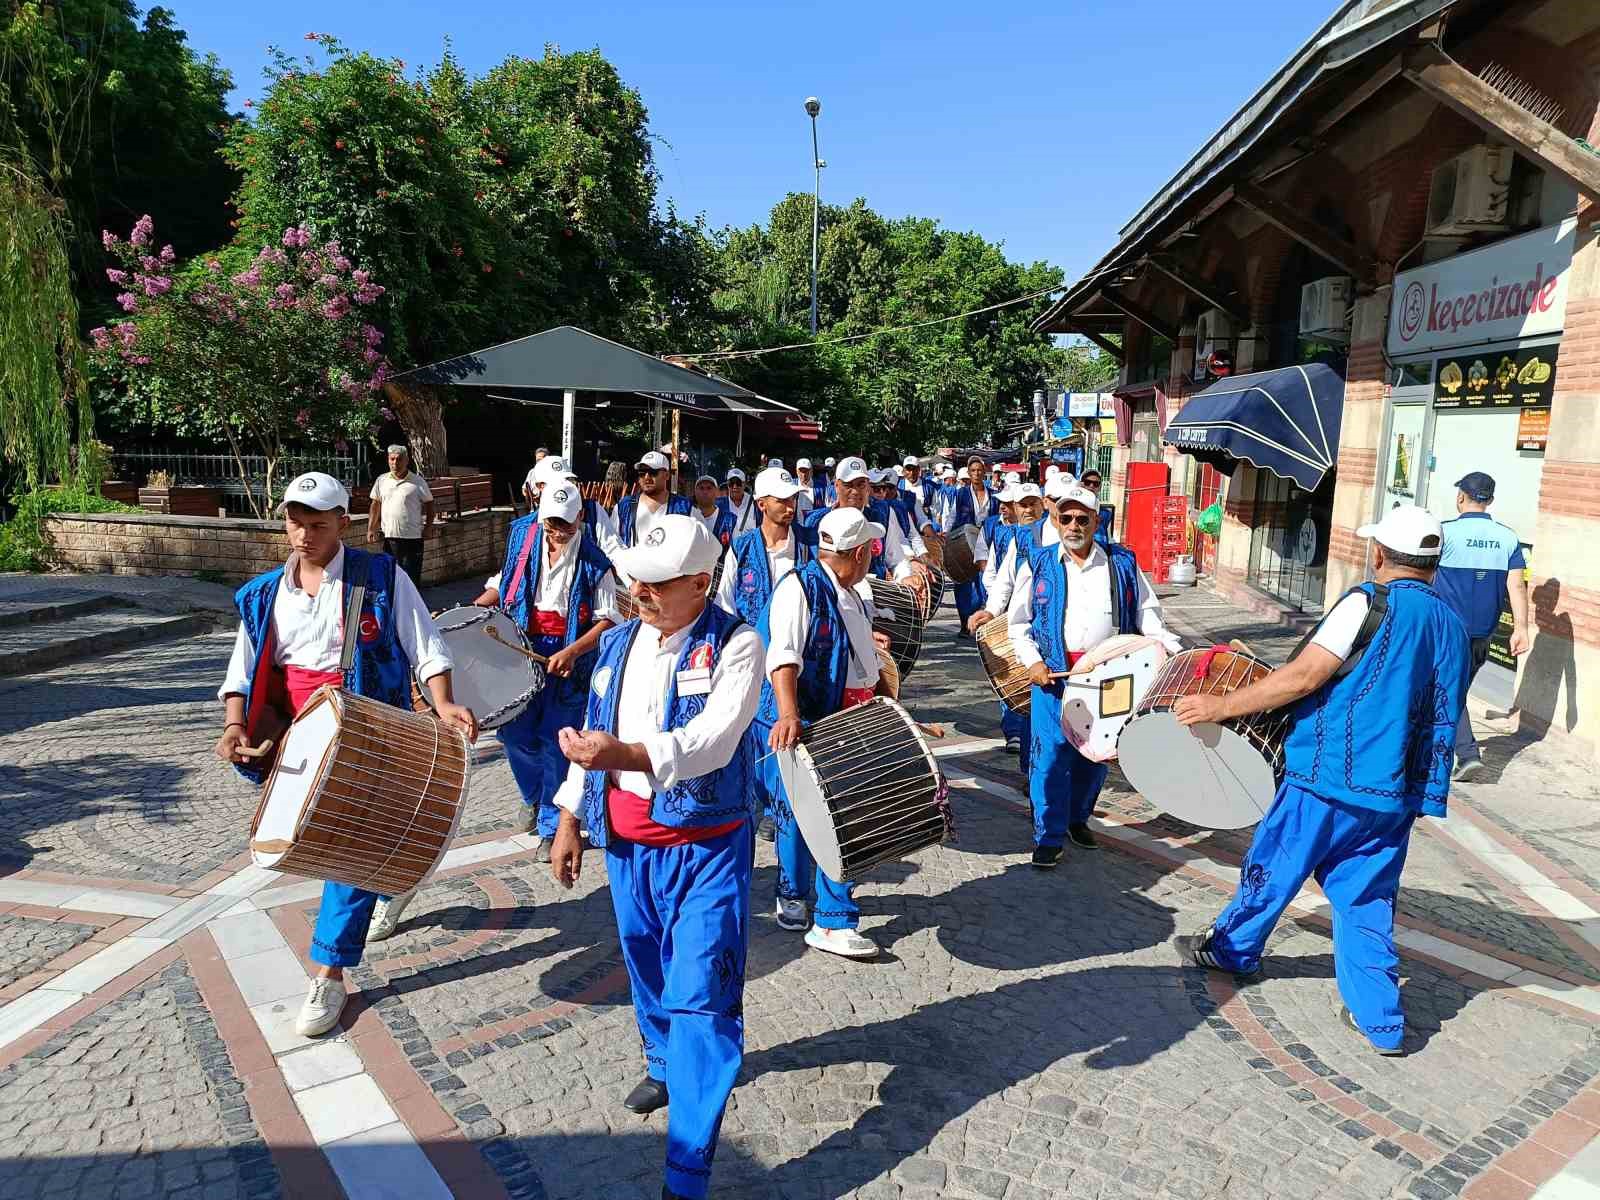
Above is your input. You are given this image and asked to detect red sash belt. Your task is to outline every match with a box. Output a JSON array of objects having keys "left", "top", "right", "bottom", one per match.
[
  {"left": 843, "top": 686, "right": 876, "bottom": 709},
  {"left": 605, "top": 786, "right": 743, "bottom": 848},
  {"left": 530, "top": 609, "right": 567, "bottom": 636},
  {"left": 284, "top": 666, "right": 342, "bottom": 714}
]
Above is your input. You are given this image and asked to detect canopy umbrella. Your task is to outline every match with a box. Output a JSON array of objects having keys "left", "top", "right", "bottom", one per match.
[
  {"left": 1163, "top": 362, "right": 1344, "bottom": 491},
  {"left": 397, "top": 325, "right": 802, "bottom": 462}
]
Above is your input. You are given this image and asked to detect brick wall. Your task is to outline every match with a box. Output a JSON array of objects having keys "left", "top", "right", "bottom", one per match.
[{"left": 42, "top": 509, "right": 512, "bottom": 588}]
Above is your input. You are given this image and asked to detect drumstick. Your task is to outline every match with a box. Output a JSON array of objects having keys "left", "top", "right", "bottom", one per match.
[
  {"left": 484, "top": 624, "right": 550, "bottom": 667},
  {"left": 235, "top": 738, "right": 275, "bottom": 760},
  {"left": 1228, "top": 638, "right": 1254, "bottom": 656},
  {"left": 918, "top": 722, "right": 946, "bottom": 739}
]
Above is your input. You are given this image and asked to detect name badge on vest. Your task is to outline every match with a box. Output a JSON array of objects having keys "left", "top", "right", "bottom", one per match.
[{"left": 676, "top": 667, "right": 712, "bottom": 696}]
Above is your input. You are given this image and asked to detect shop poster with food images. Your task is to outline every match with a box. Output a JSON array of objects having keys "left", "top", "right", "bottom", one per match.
[
  {"left": 1517, "top": 408, "right": 1550, "bottom": 452},
  {"left": 1434, "top": 347, "right": 1556, "bottom": 410}
]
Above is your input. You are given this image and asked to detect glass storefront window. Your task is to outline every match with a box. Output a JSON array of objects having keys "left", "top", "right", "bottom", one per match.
[{"left": 1247, "top": 472, "right": 1334, "bottom": 613}]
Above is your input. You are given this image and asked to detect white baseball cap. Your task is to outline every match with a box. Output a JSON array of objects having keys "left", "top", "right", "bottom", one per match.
[
  {"left": 1004, "top": 471, "right": 1022, "bottom": 485},
  {"left": 1357, "top": 504, "right": 1443, "bottom": 557},
  {"left": 817, "top": 506, "right": 884, "bottom": 553},
  {"left": 834, "top": 456, "right": 869, "bottom": 483},
  {"left": 755, "top": 466, "right": 805, "bottom": 501},
  {"left": 538, "top": 482, "right": 582, "bottom": 524},
  {"left": 615, "top": 513, "right": 722, "bottom": 583},
  {"left": 903, "top": 455, "right": 918, "bottom": 468},
  {"left": 1044, "top": 464, "right": 1061, "bottom": 478},
  {"left": 939, "top": 464, "right": 956, "bottom": 478},
  {"left": 796, "top": 457, "right": 812, "bottom": 470},
  {"left": 636, "top": 450, "right": 670, "bottom": 471},
  {"left": 824, "top": 456, "right": 836, "bottom": 467},
  {"left": 534, "top": 455, "right": 575, "bottom": 485},
  {"left": 1014, "top": 482, "right": 1043, "bottom": 501},
  {"left": 281, "top": 471, "right": 350, "bottom": 512},
  {"left": 693, "top": 473, "right": 717, "bottom": 486},
  {"left": 1055, "top": 484, "right": 1099, "bottom": 513},
  {"left": 726, "top": 467, "right": 747, "bottom": 483},
  {"left": 1043, "top": 475, "right": 1073, "bottom": 501},
  {"left": 767, "top": 458, "right": 783, "bottom": 469}
]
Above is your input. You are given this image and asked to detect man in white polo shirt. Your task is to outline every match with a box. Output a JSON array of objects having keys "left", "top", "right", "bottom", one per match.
[{"left": 367, "top": 445, "right": 434, "bottom": 585}]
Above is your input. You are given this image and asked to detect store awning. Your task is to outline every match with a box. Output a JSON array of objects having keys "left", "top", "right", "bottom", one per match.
[{"left": 1164, "top": 362, "right": 1344, "bottom": 491}]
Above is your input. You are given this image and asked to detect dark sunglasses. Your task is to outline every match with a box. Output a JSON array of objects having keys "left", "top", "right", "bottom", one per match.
[{"left": 1056, "top": 510, "right": 1095, "bottom": 527}]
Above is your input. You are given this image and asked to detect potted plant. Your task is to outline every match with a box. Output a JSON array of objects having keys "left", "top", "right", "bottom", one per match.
[{"left": 138, "top": 469, "right": 224, "bottom": 517}]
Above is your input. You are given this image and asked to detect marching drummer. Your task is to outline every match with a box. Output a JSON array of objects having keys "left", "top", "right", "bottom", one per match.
[
  {"left": 602, "top": 450, "right": 693, "bottom": 583},
  {"left": 969, "top": 481, "right": 1041, "bottom": 759},
  {"left": 870, "top": 469, "right": 930, "bottom": 563},
  {"left": 479, "top": 483, "right": 618, "bottom": 853},
  {"left": 215, "top": 472, "right": 477, "bottom": 1038},
  {"left": 760, "top": 507, "right": 895, "bottom": 957},
  {"left": 806, "top": 457, "right": 926, "bottom": 598},
  {"left": 1174, "top": 506, "right": 1470, "bottom": 1055},
  {"left": 717, "top": 467, "right": 759, "bottom": 535},
  {"left": 716, "top": 466, "right": 813, "bottom": 624},
  {"left": 792, "top": 457, "right": 817, "bottom": 517},
  {"left": 546, "top": 515, "right": 763, "bottom": 1200},
  {"left": 948, "top": 457, "right": 999, "bottom": 639},
  {"left": 690, "top": 473, "right": 733, "bottom": 545},
  {"left": 1006, "top": 484, "right": 1180, "bottom": 867}
]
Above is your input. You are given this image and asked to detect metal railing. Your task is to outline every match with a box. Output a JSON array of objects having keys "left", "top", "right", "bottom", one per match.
[{"left": 110, "top": 445, "right": 372, "bottom": 517}]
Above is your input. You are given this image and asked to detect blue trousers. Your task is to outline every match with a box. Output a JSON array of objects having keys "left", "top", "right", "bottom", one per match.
[
  {"left": 753, "top": 720, "right": 859, "bottom": 927},
  {"left": 607, "top": 826, "right": 751, "bottom": 1200},
  {"left": 310, "top": 883, "right": 387, "bottom": 969},
  {"left": 1028, "top": 683, "right": 1109, "bottom": 847},
  {"left": 1207, "top": 782, "right": 1415, "bottom": 1052},
  {"left": 497, "top": 641, "right": 580, "bottom": 838},
  {"left": 954, "top": 577, "right": 988, "bottom": 631}
]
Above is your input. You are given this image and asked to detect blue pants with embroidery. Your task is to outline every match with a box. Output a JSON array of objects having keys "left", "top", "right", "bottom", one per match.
[
  {"left": 310, "top": 883, "right": 387, "bottom": 969},
  {"left": 607, "top": 825, "right": 751, "bottom": 1200},
  {"left": 1029, "top": 683, "right": 1108, "bottom": 846},
  {"left": 753, "top": 719, "right": 859, "bottom": 927},
  {"left": 954, "top": 577, "right": 988, "bottom": 631},
  {"left": 1207, "top": 782, "right": 1415, "bottom": 1052},
  {"left": 496, "top": 633, "right": 579, "bottom": 838}
]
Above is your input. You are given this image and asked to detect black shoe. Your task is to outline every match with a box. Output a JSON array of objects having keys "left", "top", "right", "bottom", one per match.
[
  {"left": 1340, "top": 1005, "right": 1404, "bottom": 1056},
  {"left": 1067, "top": 823, "right": 1099, "bottom": 850},
  {"left": 757, "top": 815, "right": 776, "bottom": 843},
  {"left": 1176, "top": 927, "right": 1262, "bottom": 981},
  {"left": 623, "top": 1076, "right": 669, "bottom": 1115},
  {"left": 1031, "top": 844, "right": 1063, "bottom": 869}
]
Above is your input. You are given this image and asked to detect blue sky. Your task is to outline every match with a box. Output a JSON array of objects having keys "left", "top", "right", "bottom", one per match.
[{"left": 170, "top": 0, "right": 1323, "bottom": 285}]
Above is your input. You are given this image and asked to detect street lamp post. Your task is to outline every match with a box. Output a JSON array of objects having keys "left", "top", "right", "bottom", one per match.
[{"left": 805, "top": 96, "right": 823, "bottom": 336}]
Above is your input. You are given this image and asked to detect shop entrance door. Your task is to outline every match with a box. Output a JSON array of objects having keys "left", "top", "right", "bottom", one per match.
[{"left": 1247, "top": 471, "right": 1334, "bottom": 613}]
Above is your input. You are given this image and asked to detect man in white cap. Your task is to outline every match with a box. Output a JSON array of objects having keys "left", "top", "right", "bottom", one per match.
[
  {"left": 547, "top": 515, "right": 762, "bottom": 1200},
  {"left": 899, "top": 455, "right": 940, "bottom": 535},
  {"left": 476, "top": 482, "right": 619, "bottom": 851},
  {"left": 807, "top": 457, "right": 926, "bottom": 597},
  {"left": 793, "top": 457, "right": 818, "bottom": 516},
  {"left": 821, "top": 456, "right": 839, "bottom": 507},
  {"left": 717, "top": 467, "right": 757, "bottom": 535},
  {"left": 759, "top": 507, "right": 894, "bottom": 957},
  {"left": 946, "top": 456, "right": 1000, "bottom": 637},
  {"left": 970, "top": 482, "right": 1039, "bottom": 757},
  {"left": 367, "top": 444, "right": 434, "bottom": 585},
  {"left": 870, "top": 468, "right": 930, "bottom": 564},
  {"left": 1008, "top": 484, "right": 1180, "bottom": 865},
  {"left": 216, "top": 472, "right": 477, "bottom": 1037},
  {"left": 1175, "top": 505, "right": 1471, "bottom": 1056},
  {"left": 690, "top": 473, "right": 732, "bottom": 541},
  {"left": 605, "top": 451, "right": 691, "bottom": 581},
  {"left": 716, "top": 466, "right": 812, "bottom": 624}
]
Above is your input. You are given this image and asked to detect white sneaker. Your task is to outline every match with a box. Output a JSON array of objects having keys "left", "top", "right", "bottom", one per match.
[
  {"left": 366, "top": 889, "right": 417, "bottom": 942},
  {"left": 775, "top": 898, "right": 809, "bottom": 931},
  {"left": 805, "top": 925, "right": 877, "bottom": 959},
  {"left": 295, "top": 976, "right": 347, "bottom": 1037},
  {"left": 1453, "top": 755, "right": 1485, "bottom": 782}
]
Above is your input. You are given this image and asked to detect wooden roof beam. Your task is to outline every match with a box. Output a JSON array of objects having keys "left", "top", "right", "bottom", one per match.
[
  {"left": 1232, "top": 181, "right": 1378, "bottom": 285},
  {"left": 1097, "top": 287, "right": 1180, "bottom": 344},
  {"left": 1145, "top": 259, "right": 1247, "bottom": 325},
  {"left": 1402, "top": 42, "right": 1600, "bottom": 201},
  {"left": 1065, "top": 324, "right": 1125, "bottom": 361}
]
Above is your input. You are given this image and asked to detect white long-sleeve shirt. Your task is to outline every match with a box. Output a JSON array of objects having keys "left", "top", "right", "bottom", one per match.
[
  {"left": 219, "top": 545, "right": 451, "bottom": 696},
  {"left": 600, "top": 495, "right": 672, "bottom": 584},
  {"left": 1005, "top": 543, "right": 1181, "bottom": 669},
  {"left": 552, "top": 615, "right": 763, "bottom": 809},
  {"left": 878, "top": 512, "right": 919, "bottom": 581},
  {"left": 985, "top": 522, "right": 1059, "bottom": 616},
  {"left": 725, "top": 493, "right": 757, "bottom": 534},
  {"left": 765, "top": 561, "right": 880, "bottom": 690},
  {"left": 714, "top": 530, "right": 796, "bottom": 616},
  {"left": 530, "top": 530, "right": 619, "bottom": 621}
]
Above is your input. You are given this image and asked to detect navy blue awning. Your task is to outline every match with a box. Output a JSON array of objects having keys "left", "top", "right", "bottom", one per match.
[{"left": 1164, "top": 362, "right": 1344, "bottom": 491}]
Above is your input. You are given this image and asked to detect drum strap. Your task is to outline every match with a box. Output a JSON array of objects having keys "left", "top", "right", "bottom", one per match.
[
  {"left": 339, "top": 583, "right": 366, "bottom": 677},
  {"left": 1287, "top": 582, "right": 1389, "bottom": 679}
]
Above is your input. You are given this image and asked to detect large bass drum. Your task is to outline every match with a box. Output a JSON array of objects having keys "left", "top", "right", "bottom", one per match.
[
  {"left": 779, "top": 698, "right": 950, "bottom": 882},
  {"left": 1058, "top": 635, "right": 1170, "bottom": 763},
  {"left": 1117, "top": 647, "right": 1289, "bottom": 829},
  {"left": 421, "top": 606, "right": 544, "bottom": 731},
  {"left": 941, "top": 528, "right": 980, "bottom": 585},
  {"left": 867, "top": 577, "right": 926, "bottom": 680},
  {"left": 976, "top": 618, "right": 1033, "bottom": 715},
  {"left": 249, "top": 687, "right": 471, "bottom": 895}
]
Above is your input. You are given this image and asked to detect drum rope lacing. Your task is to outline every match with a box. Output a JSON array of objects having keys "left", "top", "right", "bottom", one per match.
[{"left": 359, "top": 700, "right": 449, "bottom": 892}]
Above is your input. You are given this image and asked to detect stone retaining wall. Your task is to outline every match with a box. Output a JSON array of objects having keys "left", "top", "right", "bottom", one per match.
[{"left": 43, "top": 509, "right": 512, "bottom": 588}]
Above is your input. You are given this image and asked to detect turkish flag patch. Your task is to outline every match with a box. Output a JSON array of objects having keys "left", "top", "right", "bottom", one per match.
[
  {"left": 688, "top": 642, "right": 715, "bottom": 671},
  {"left": 358, "top": 612, "right": 380, "bottom": 643}
]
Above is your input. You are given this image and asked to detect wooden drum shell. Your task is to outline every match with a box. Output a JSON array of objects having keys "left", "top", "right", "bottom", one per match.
[{"left": 977, "top": 619, "right": 1033, "bottom": 715}]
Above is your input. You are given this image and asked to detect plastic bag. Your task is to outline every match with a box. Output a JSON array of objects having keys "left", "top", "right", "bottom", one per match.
[{"left": 1194, "top": 501, "right": 1223, "bottom": 537}]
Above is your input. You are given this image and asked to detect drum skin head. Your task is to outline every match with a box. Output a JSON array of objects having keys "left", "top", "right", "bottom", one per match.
[
  {"left": 252, "top": 695, "right": 340, "bottom": 868},
  {"left": 1117, "top": 712, "right": 1275, "bottom": 829},
  {"left": 425, "top": 607, "right": 540, "bottom": 730},
  {"left": 1059, "top": 640, "right": 1168, "bottom": 763},
  {"left": 779, "top": 745, "right": 848, "bottom": 881}
]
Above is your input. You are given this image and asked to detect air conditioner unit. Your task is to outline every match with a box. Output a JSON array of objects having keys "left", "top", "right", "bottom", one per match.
[
  {"left": 1427, "top": 146, "right": 1512, "bottom": 236},
  {"left": 1299, "top": 276, "right": 1352, "bottom": 340},
  {"left": 1192, "top": 308, "right": 1234, "bottom": 381}
]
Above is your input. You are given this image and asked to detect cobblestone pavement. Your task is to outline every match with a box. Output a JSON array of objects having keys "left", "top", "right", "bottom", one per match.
[{"left": 2, "top": 572, "right": 1600, "bottom": 1199}]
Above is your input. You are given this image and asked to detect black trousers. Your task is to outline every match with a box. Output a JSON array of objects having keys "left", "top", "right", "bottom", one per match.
[{"left": 383, "top": 536, "right": 425, "bottom": 585}]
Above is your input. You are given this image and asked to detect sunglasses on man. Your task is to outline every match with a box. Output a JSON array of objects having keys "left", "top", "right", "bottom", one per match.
[{"left": 1055, "top": 508, "right": 1096, "bottom": 527}]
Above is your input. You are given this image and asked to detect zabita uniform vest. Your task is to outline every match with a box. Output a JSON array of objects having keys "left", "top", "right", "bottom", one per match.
[
  {"left": 753, "top": 560, "right": 851, "bottom": 727},
  {"left": 578, "top": 604, "right": 756, "bottom": 847},
  {"left": 233, "top": 547, "right": 410, "bottom": 784},
  {"left": 1283, "top": 579, "right": 1471, "bottom": 818}
]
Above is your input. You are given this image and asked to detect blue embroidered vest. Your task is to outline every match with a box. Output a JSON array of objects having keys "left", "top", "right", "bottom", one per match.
[
  {"left": 1025, "top": 541, "right": 1142, "bottom": 674},
  {"left": 497, "top": 519, "right": 614, "bottom": 703},
  {"left": 951, "top": 485, "right": 998, "bottom": 532},
  {"left": 804, "top": 504, "right": 891, "bottom": 578},
  {"left": 1283, "top": 580, "right": 1471, "bottom": 817},
  {"left": 615, "top": 493, "right": 691, "bottom": 546},
  {"left": 754, "top": 560, "right": 852, "bottom": 726},
  {"left": 578, "top": 604, "right": 755, "bottom": 846},
  {"left": 729, "top": 527, "right": 814, "bottom": 626},
  {"left": 233, "top": 547, "right": 410, "bottom": 784}
]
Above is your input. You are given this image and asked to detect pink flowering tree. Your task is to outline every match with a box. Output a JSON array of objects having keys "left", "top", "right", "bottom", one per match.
[{"left": 89, "top": 216, "right": 390, "bottom": 517}]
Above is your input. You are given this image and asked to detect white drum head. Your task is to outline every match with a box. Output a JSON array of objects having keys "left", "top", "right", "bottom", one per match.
[
  {"left": 253, "top": 697, "right": 340, "bottom": 868},
  {"left": 1060, "top": 640, "right": 1168, "bottom": 763},
  {"left": 778, "top": 745, "right": 847, "bottom": 882},
  {"left": 1116, "top": 712, "right": 1276, "bottom": 829},
  {"left": 427, "top": 607, "right": 540, "bottom": 730}
]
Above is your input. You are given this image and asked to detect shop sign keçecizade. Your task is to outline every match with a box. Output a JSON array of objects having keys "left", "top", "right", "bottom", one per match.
[{"left": 1388, "top": 217, "right": 1577, "bottom": 357}]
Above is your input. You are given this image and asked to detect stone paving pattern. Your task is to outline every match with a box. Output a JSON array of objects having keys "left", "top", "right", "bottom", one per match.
[
  {"left": 0, "top": 914, "right": 99, "bottom": 989},
  {"left": 3, "top": 572, "right": 1600, "bottom": 1199}
]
